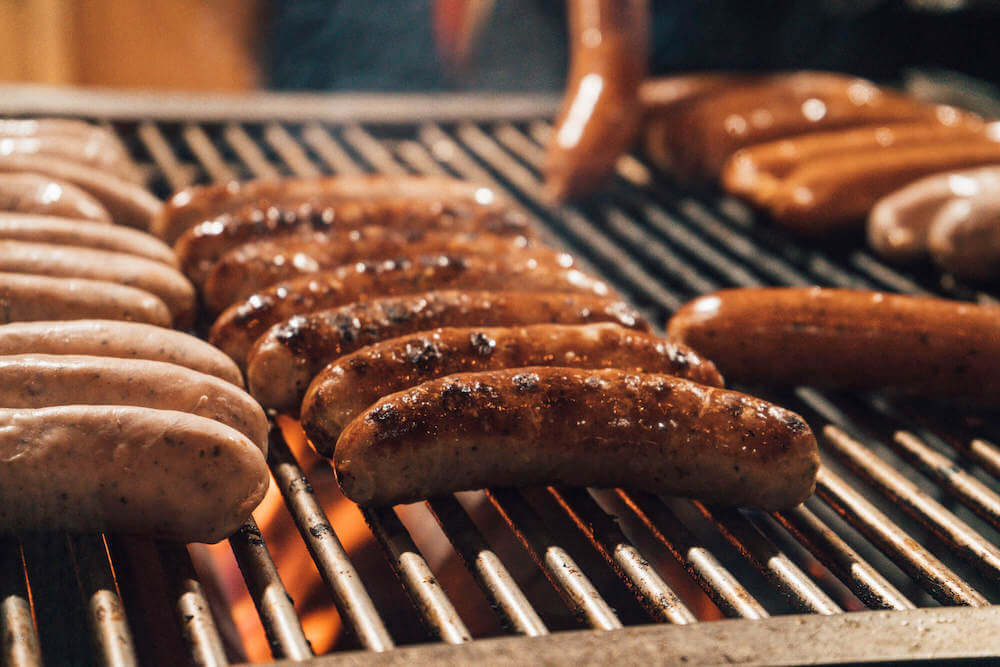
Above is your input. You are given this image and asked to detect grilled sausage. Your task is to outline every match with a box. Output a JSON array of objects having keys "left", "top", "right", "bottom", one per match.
[
  {"left": 927, "top": 192, "right": 1000, "bottom": 281},
  {"left": 210, "top": 254, "right": 619, "bottom": 367},
  {"left": 0, "top": 135, "right": 136, "bottom": 182},
  {"left": 0, "top": 406, "right": 268, "bottom": 543},
  {"left": 868, "top": 166, "right": 1000, "bottom": 263},
  {"left": 175, "top": 197, "right": 532, "bottom": 285},
  {"left": 334, "top": 367, "right": 819, "bottom": 509},
  {"left": 155, "top": 175, "right": 517, "bottom": 243},
  {"left": 0, "top": 154, "right": 161, "bottom": 229},
  {"left": 0, "top": 354, "right": 266, "bottom": 452},
  {"left": 0, "top": 213, "right": 176, "bottom": 266},
  {"left": 0, "top": 320, "right": 242, "bottom": 386},
  {"left": 0, "top": 118, "right": 124, "bottom": 155},
  {"left": 202, "top": 228, "right": 561, "bottom": 314},
  {"left": 301, "top": 323, "right": 723, "bottom": 453},
  {"left": 245, "top": 290, "right": 650, "bottom": 413},
  {"left": 545, "top": 0, "right": 649, "bottom": 200},
  {"left": 0, "top": 241, "right": 195, "bottom": 327},
  {"left": 667, "top": 287, "right": 1000, "bottom": 402},
  {"left": 0, "top": 173, "right": 111, "bottom": 222},
  {"left": 0, "top": 272, "right": 170, "bottom": 326}
]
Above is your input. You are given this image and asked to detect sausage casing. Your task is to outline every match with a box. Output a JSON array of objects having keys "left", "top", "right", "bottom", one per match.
[
  {"left": 0, "top": 134, "right": 136, "bottom": 181},
  {"left": 0, "top": 173, "right": 111, "bottom": 222},
  {"left": 927, "top": 193, "right": 1000, "bottom": 281},
  {"left": 301, "top": 323, "right": 723, "bottom": 455}
]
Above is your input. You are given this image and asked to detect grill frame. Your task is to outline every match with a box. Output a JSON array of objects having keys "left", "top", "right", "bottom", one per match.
[{"left": 2, "top": 87, "right": 1000, "bottom": 665}]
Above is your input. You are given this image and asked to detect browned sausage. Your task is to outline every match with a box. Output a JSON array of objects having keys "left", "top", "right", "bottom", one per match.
[
  {"left": 154, "top": 175, "right": 517, "bottom": 243},
  {"left": 245, "top": 291, "right": 651, "bottom": 413},
  {"left": 209, "top": 254, "right": 619, "bottom": 367},
  {"left": 333, "top": 367, "right": 819, "bottom": 509},
  {"left": 545, "top": 0, "right": 649, "bottom": 200},
  {"left": 300, "top": 323, "right": 723, "bottom": 453},
  {"left": 667, "top": 287, "right": 1000, "bottom": 402},
  {"left": 202, "top": 228, "right": 584, "bottom": 315},
  {"left": 927, "top": 192, "right": 1000, "bottom": 281},
  {"left": 0, "top": 134, "right": 136, "bottom": 181},
  {"left": 0, "top": 118, "right": 125, "bottom": 159},
  {"left": 0, "top": 173, "right": 111, "bottom": 222}
]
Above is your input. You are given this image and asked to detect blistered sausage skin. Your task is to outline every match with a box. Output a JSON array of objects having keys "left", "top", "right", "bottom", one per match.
[
  {"left": 175, "top": 198, "right": 532, "bottom": 285},
  {"left": 245, "top": 290, "right": 650, "bottom": 412},
  {"left": 0, "top": 272, "right": 171, "bottom": 326},
  {"left": 0, "top": 241, "right": 195, "bottom": 327},
  {"left": 210, "top": 254, "right": 618, "bottom": 367},
  {"left": 0, "top": 320, "right": 242, "bottom": 386},
  {"left": 927, "top": 193, "right": 1000, "bottom": 281},
  {"left": 0, "top": 406, "right": 268, "bottom": 543},
  {"left": 155, "top": 175, "right": 516, "bottom": 243},
  {"left": 202, "top": 228, "right": 560, "bottom": 314},
  {"left": 545, "top": 0, "right": 649, "bottom": 200},
  {"left": 0, "top": 173, "right": 111, "bottom": 222},
  {"left": 667, "top": 287, "right": 1000, "bottom": 402},
  {"left": 301, "top": 323, "right": 723, "bottom": 454},
  {"left": 0, "top": 354, "right": 266, "bottom": 452},
  {"left": 334, "top": 367, "right": 819, "bottom": 509}
]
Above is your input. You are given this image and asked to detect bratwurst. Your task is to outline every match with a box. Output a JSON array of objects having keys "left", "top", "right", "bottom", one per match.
[{"left": 0, "top": 173, "right": 111, "bottom": 222}]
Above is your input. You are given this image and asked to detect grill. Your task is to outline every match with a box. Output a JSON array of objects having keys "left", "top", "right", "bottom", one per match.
[{"left": 2, "top": 87, "right": 1000, "bottom": 665}]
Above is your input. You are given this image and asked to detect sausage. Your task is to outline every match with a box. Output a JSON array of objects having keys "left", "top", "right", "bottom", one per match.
[
  {"left": 245, "top": 290, "right": 651, "bottom": 413},
  {"left": 202, "top": 228, "right": 579, "bottom": 315},
  {"left": 210, "top": 254, "right": 619, "bottom": 367},
  {"left": 0, "top": 272, "right": 170, "bottom": 326},
  {"left": 0, "top": 406, "right": 268, "bottom": 543},
  {"left": 545, "top": 0, "right": 649, "bottom": 200},
  {"left": 175, "top": 197, "right": 533, "bottom": 285},
  {"left": 0, "top": 154, "right": 162, "bottom": 229},
  {"left": 0, "top": 320, "right": 242, "bottom": 386},
  {"left": 0, "top": 118, "right": 124, "bottom": 156},
  {"left": 867, "top": 166, "right": 1000, "bottom": 263},
  {"left": 0, "top": 135, "right": 136, "bottom": 182},
  {"left": 154, "top": 175, "right": 517, "bottom": 243},
  {"left": 927, "top": 192, "right": 1000, "bottom": 281},
  {"left": 0, "top": 241, "right": 195, "bottom": 327},
  {"left": 333, "top": 367, "right": 818, "bottom": 509},
  {"left": 0, "top": 354, "right": 267, "bottom": 452},
  {"left": 0, "top": 213, "right": 176, "bottom": 266},
  {"left": 0, "top": 173, "right": 111, "bottom": 222},
  {"left": 300, "top": 323, "right": 723, "bottom": 453},
  {"left": 666, "top": 287, "right": 1000, "bottom": 402}
]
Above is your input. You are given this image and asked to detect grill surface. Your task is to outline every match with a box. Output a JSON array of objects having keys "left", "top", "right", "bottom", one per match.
[{"left": 2, "top": 89, "right": 1000, "bottom": 665}]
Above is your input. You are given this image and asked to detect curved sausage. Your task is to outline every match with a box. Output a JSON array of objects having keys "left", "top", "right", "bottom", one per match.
[
  {"left": 0, "top": 241, "right": 195, "bottom": 327},
  {"left": 867, "top": 166, "right": 1000, "bottom": 263},
  {"left": 0, "top": 354, "right": 266, "bottom": 452},
  {"left": 301, "top": 323, "right": 723, "bottom": 454},
  {"left": 202, "top": 228, "right": 560, "bottom": 314},
  {"left": 0, "top": 406, "right": 268, "bottom": 543},
  {"left": 210, "top": 254, "right": 619, "bottom": 367},
  {"left": 545, "top": 0, "right": 649, "bottom": 201},
  {"left": 0, "top": 173, "right": 111, "bottom": 222},
  {"left": 0, "top": 154, "right": 162, "bottom": 229},
  {"left": 0, "top": 118, "right": 124, "bottom": 155},
  {"left": 0, "top": 272, "right": 170, "bottom": 326},
  {"left": 667, "top": 287, "right": 1000, "bottom": 403},
  {"left": 0, "top": 213, "right": 176, "bottom": 266},
  {"left": 333, "top": 367, "right": 819, "bottom": 509},
  {"left": 927, "top": 193, "right": 1000, "bottom": 281},
  {"left": 245, "top": 290, "right": 651, "bottom": 413},
  {"left": 0, "top": 320, "right": 242, "bottom": 386},
  {"left": 0, "top": 135, "right": 136, "bottom": 182},
  {"left": 155, "top": 175, "right": 516, "bottom": 243}
]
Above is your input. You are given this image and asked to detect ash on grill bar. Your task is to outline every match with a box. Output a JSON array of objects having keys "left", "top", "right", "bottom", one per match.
[{"left": 4, "top": 3, "right": 1000, "bottom": 666}]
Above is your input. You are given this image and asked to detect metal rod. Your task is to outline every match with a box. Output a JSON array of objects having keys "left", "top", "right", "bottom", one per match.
[
  {"left": 224, "top": 123, "right": 282, "bottom": 179},
  {"left": 0, "top": 539, "right": 40, "bottom": 667},
  {"left": 341, "top": 124, "right": 408, "bottom": 175},
  {"left": 302, "top": 124, "right": 365, "bottom": 174},
  {"left": 156, "top": 543, "right": 229, "bottom": 667},
  {"left": 264, "top": 123, "right": 322, "bottom": 177},
  {"left": 136, "top": 121, "right": 196, "bottom": 191},
  {"left": 183, "top": 123, "right": 237, "bottom": 182}
]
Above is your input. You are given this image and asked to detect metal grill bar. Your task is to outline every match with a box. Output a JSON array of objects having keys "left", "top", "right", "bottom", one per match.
[
  {"left": 0, "top": 539, "right": 40, "bottom": 667},
  {"left": 224, "top": 124, "right": 282, "bottom": 180},
  {"left": 156, "top": 543, "right": 229, "bottom": 667},
  {"left": 183, "top": 124, "right": 237, "bottom": 183},
  {"left": 301, "top": 124, "right": 365, "bottom": 175}
]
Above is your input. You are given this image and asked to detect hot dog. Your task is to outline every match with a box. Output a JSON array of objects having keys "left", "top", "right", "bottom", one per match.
[
  {"left": 667, "top": 287, "right": 1000, "bottom": 402},
  {"left": 0, "top": 135, "right": 136, "bottom": 182},
  {"left": 0, "top": 354, "right": 266, "bottom": 452},
  {"left": 0, "top": 241, "right": 195, "bottom": 327},
  {"left": 209, "top": 254, "right": 619, "bottom": 367},
  {"left": 545, "top": 0, "right": 649, "bottom": 200},
  {"left": 175, "top": 198, "right": 532, "bottom": 284},
  {"left": 0, "top": 213, "right": 176, "bottom": 266},
  {"left": 0, "top": 118, "right": 125, "bottom": 159},
  {"left": 0, "top": 173, "right": 111, "bottom": 222},
  {"left": 245, "top": 291, "right": 650, "bottom": 412},
  {"left": 0, "top": 406, "right": 267, "bottom": 543},
  {"left": 0, "top": 320, "right": 242, "bottom": 386},
  {"left": 927, "top": 192, "right": 1000, "bottom": 282},
  {"left": 0, "top": 272, "right": 170, "bottom": 326},
  {"left": 333, "top": 367, "right": 819, "bottom": 509},
  {"left": 301, "top": 323, "right": 723, "bottom": 454}
]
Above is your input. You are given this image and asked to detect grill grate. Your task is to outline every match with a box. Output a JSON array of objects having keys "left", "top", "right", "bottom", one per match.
[{"left": 2, "top": 92, "right": 1000, "bottom": 665}]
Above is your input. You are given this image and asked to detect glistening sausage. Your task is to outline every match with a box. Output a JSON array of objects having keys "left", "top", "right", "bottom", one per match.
[
  {"left": 0, "top": 134, "right": 136, "bottom": 182},
  {"left": 0, "top": 272, "right": 170, "bottom": 326},
  {"left": 666, "top": 287, "right": 1000, "bottom": 402},
  {"left": 0, "top": 118, "right": 126, "bottom": 159},
  {"left": 334, "top": 367, "right": 819, "bottom": 509},
  {"left": 927, "top": 192, "right": 1000, "bottom": 282},
  {"left": 0, "top": 173, "right": 111, "bottom": 222},
  {"left": 301, "top": 323, "right": 723, "bottom": 455}
]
